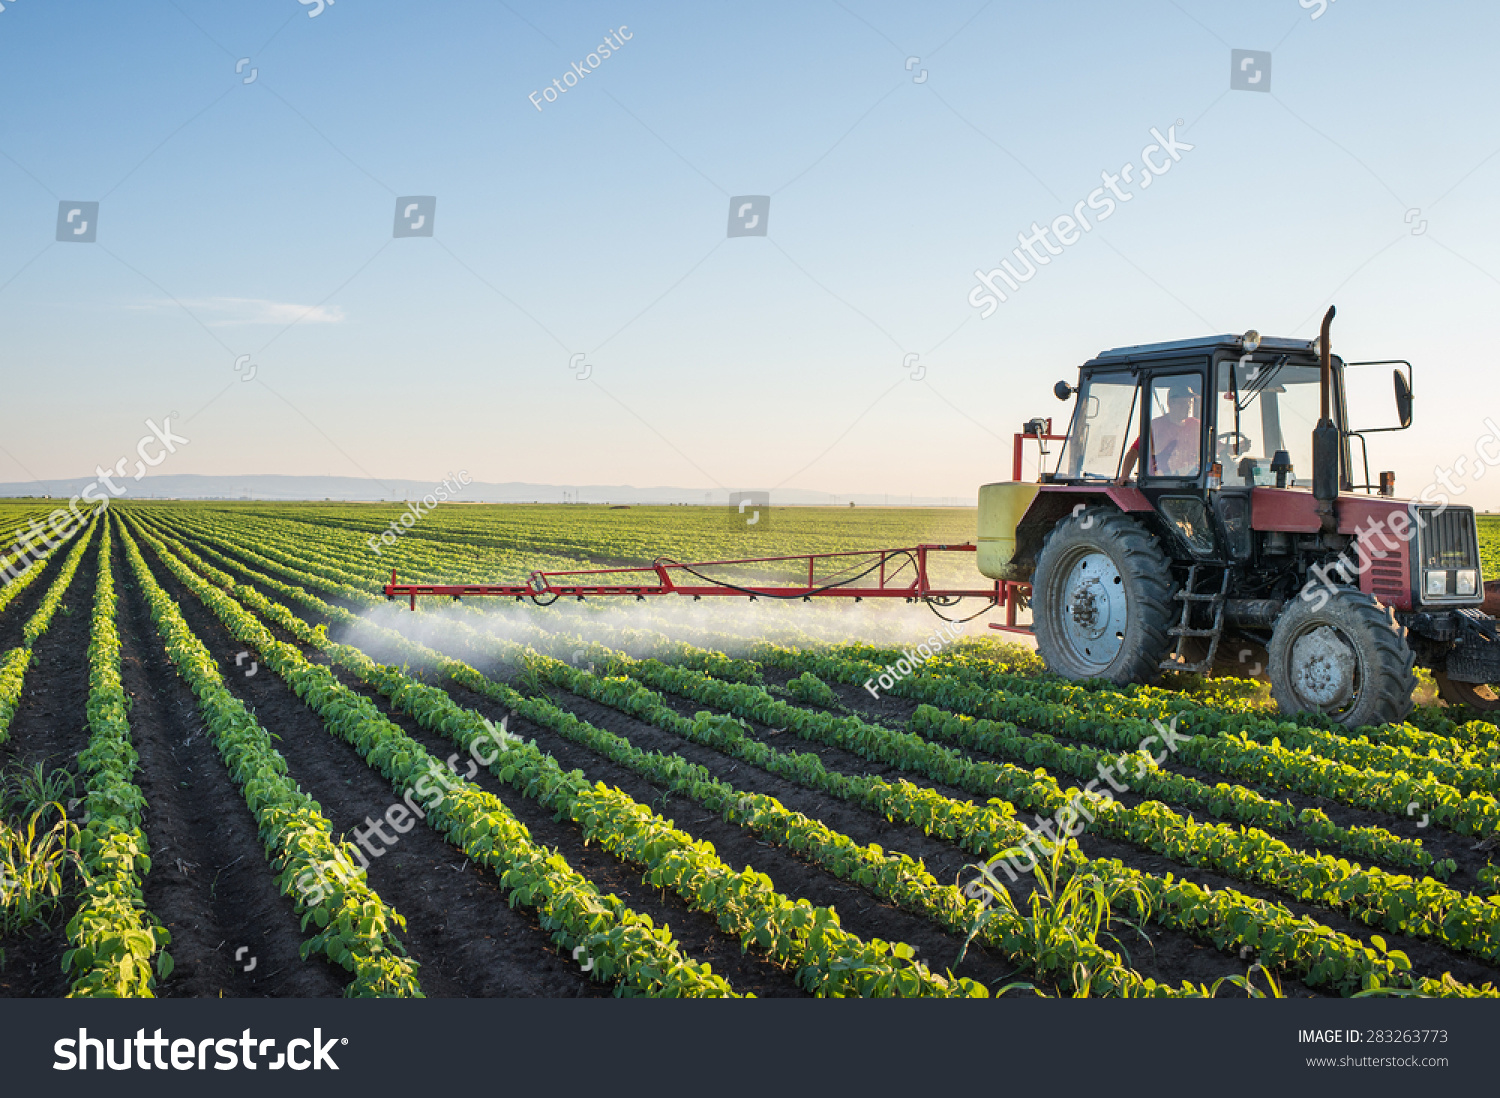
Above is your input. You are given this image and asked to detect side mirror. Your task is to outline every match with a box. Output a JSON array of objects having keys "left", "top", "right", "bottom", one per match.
[
  {"left": 1054, "top": 380, "right": 1075, "bottom": 401},
  {"left": 1393, "top": 370, "right": 1412, "bottom": 428}
]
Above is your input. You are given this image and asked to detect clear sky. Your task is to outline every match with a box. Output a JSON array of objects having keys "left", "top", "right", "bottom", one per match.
[{"left": 2, "top": 1, "right": 1497, "bottom": 505}]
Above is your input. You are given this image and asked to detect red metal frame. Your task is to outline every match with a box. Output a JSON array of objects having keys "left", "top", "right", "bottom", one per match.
[
  {"left": 382, "top": 426, "right": 1064, "bottom": 620},
  {"left": 384, "top": 545, "right": 998, "bottom": 610}
]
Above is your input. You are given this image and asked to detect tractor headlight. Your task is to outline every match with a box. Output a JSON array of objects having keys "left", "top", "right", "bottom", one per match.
[
  {"left": 1426, "top": 570, "right": 1450, "bottom": 597},
  {"left": 1456, "top": 569, "right": 1479, "bottom": 596}
]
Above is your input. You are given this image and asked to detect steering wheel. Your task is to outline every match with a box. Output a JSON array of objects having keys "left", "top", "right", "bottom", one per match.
[{"left": 1217, "top": 431, "right": 1253, "bottom": 456}]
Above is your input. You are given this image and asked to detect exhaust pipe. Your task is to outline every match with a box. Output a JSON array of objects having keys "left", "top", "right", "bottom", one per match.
[{"left": 1312, "top": 305, "right": 1339, "bottom": 531}]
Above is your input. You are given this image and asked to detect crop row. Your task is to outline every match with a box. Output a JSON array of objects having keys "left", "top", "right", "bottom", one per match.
[
  {"left": 503, "top": 652, "right": 1213, "bottom": 996},
  {"left": 766, "top": 646, "right": 1500, "bottom": 840},
  {"left": 64, "top": 519, "right": 172, "bottom": 996},
  {"left": 372, "top": 607, "right": 1479, "bottom": 997},
  {"left": 901, "top": 705, "right": 1443, "bottom": 876},
  {"left": 895, "top": 642, "right": 1500, "bottom": 805},
  {"left": 0, "top": 521, "right": 96, "bottom": 741},
  {"left": 146, "top": 520, "right": 1189, "bottom": 995},
  {"left": 147, "top": 522, "right": 992, "bottom": 998},
  {"left": 118, "top": 518, "right": 424, "bottom": 996},
  {"left": 516, "top": 636, "right": 1500, "bottom": 996},
  {"left": 128, "top": 516, "right": 743, "bottom": 998},
  {"left": 765, "top": 650, "right": 1442, "bottom": 877},
  {"left": 931, "top": 639, "right": 1500, "bottom": 757},
  {"left": 131, "top": 509, "right": 1498, "bottom": 995},
  {"left": 594, "top": 651, "right": 1500, "bottom": 966},
  {"left": 766, "top": 649, "right": 1443, "bottom": 876},
  {"left": 0, "top": 521, "right": 74, "bottom": 616}
]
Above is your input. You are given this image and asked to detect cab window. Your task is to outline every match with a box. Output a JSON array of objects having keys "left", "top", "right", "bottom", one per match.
[
  {"left": 1215, "top": 357, "right": 1323, "bottom": 486},
  {"left": 1143, "top": 374, "right": 1203, "bottom": 478},
  {"left": 1058, "top": 373, "right": 1140, "bottom": 480}
]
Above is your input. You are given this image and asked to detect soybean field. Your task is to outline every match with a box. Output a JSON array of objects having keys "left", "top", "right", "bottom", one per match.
[{"left": 2, "top": 500, "right": 1500, "bottom": 1000}]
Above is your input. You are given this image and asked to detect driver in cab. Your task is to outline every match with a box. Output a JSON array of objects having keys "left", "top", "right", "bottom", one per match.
[{"left": 1118, "top": 379, "right": 1201, "bottom": 481}]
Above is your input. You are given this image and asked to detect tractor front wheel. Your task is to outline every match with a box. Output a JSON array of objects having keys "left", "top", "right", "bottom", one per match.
[
  {"left": 1433, "top": 672, "right": 1500, "bottom": 712},
  {"left": 1267, "top": 589, "right": 1415, "bottom": 728},
  {"left": 1031, "top": 506, "right": 1176, "bottom": 685}
]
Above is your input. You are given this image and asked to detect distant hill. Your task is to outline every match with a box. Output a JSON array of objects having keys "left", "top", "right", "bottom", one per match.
[{"left": 0, "top": 474, "right": 973, "bottom": 507}]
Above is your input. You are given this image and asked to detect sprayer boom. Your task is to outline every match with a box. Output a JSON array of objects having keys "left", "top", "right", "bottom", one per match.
[{"left": 383, "top": 545, "right": 1000, "bottom": 611}]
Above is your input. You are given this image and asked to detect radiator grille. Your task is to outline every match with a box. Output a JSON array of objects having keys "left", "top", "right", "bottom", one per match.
[{"left": 1416, "top": 507, "right": 1479, "bottom": 571}]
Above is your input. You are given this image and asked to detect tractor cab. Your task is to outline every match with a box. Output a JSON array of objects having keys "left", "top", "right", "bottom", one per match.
[
  {"left": 1031, "top": 332, "right": 1417, "bottom": 576},
  {"left": 1050, "top": 333, "right": 1411, "bottom": 499}
]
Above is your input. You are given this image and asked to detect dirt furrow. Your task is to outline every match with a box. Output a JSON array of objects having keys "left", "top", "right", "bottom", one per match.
[
  {"left": 118, "top": 533, "right": 347, "bottom": 998},
  {"left": 0, "top": 535, "right": 98, "bottom": 996},
  {"left": 139, "top": 534, "right": 626, "bottom": 997}
]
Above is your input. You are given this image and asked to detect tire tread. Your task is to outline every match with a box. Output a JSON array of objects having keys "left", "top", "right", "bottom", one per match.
[
  {"left": 1268, "top": 589, "right": 1416, "bottom": 728},
  {"left": 1033, "top": 506, "right": 1177, "bottom": 685}
]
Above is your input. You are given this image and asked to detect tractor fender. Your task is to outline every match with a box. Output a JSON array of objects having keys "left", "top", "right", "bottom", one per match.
[{"left": 1011, "top": 485, "right": 1153, "bottom": 581}]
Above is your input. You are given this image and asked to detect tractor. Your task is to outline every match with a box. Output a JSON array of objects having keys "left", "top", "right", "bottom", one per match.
[
  {"left": 384, "top": 306, "right": 1500, "bottom": 729},
  {"left": 977, "top": 306, "right": 1500, "bottom": 726}
]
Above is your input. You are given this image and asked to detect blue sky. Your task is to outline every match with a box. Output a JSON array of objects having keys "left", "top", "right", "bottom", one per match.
[{"left": 1, "top": 0, "right": 1497, "bottom": 505}]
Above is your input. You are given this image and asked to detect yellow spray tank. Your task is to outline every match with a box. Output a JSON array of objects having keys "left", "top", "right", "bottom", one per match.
[{"left": 976, "top": 482, "right": 1040, "bottom": 581}]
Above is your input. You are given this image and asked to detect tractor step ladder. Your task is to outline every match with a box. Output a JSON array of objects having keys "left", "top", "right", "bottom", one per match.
[{"left": 1160, "top": 564, "right": 1231, "bottom": 674}]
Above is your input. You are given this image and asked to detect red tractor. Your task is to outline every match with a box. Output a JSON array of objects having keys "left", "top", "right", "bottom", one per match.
[
  {"left": 386, "top": 307, "right": 1499, "bottom": 728},
  {"left": 977, "top": 307, "right": 1498, "bottom": 726}
]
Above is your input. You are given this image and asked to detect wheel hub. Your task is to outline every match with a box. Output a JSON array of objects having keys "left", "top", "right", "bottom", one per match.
[
  {"left": 1290, "top": 626, "right": 1357, "bottom": 710},
  {"left": 1061, "top": 551, "right": 1126, "bottom": 667}
]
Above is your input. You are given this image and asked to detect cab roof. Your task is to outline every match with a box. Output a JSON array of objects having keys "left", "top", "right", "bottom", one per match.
[{"left": 1086, "top": 333, "right": 1317, "bottom": 366}]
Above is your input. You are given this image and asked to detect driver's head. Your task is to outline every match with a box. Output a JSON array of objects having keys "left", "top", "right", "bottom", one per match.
[{"left": 1165, "top": 383, "right": 1196, "bottom": 420}]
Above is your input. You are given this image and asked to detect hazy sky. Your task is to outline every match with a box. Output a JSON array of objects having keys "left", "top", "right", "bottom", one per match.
[{"left": 2, "top": 1, "right": 1497, "bottom": 504}]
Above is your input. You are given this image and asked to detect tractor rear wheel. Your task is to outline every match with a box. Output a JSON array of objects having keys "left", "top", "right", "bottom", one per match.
[
  {"left": 1267, "top": 589, "right": 1415, "bottom": 728},
  {"left": 1031, "top": 506, "right": 1176, "bottom": 685},
  {"left": 1433, "top": 672, "right": 1500, "bottom": 712}
]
